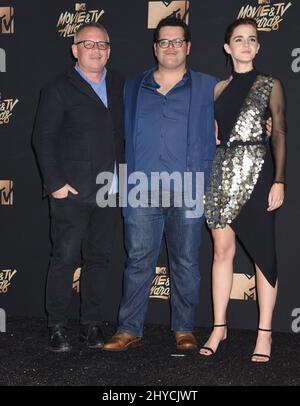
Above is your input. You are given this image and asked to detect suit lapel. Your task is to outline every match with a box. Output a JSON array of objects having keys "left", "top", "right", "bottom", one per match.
[
  {"left": 67, "top": 67, "right": 107, "bottom": 107},
  {"left": 106, "top": 69, "right": 114, "bottom": 110},
  {"left": 130, "top": 69, "right": 154, "bottom": 152}
]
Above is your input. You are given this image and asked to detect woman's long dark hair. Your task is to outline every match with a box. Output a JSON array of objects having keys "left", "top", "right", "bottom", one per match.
[{"left": 224, "top": 18, "right": 259, "bottom": 67}]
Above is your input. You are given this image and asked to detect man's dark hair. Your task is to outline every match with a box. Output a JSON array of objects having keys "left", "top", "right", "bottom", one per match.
[{"left": 153, "top": 17, "right": 191, "bottom": 43}]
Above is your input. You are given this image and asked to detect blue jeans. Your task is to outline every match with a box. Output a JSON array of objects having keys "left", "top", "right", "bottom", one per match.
[{"left": 118, "top": 203, "right": 204, "bottom": 337}]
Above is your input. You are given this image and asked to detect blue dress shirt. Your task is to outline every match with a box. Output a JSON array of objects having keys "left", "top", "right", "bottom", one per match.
[{"left": 135, "top": 70, "right": 190, "bottom": 192}]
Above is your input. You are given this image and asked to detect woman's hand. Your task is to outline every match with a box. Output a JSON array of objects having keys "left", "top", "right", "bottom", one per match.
[
  {"left": 267, "top": 183, "right": 284, "bottom": 211},
  {"left": 266, "top": 117, "right": 272, "bottom": 137},
  {"left": 215, "top": 120, "right": 220, "bottom": 145},
  {"left": 52, "top": 184, "right": 78, "bottom": 199}
]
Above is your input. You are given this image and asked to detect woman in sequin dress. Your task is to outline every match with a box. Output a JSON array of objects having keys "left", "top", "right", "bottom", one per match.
[{"left": 199, "top": 18, "right": 286, "bottom": 362}]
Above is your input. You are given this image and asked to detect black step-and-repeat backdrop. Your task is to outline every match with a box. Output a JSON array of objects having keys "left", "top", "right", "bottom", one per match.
[{"left": 1, "top": 1, "right": 299, "bottom": 333}]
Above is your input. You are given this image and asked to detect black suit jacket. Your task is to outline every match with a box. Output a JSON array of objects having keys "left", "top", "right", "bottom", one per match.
[{"left": 33, "top": 67, "right": 124, "bottom": 201}]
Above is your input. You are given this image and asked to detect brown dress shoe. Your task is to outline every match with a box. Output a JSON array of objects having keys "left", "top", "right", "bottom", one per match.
[
  {"left": 102, "top": 332, "right": 142, "bottom": 352},
  {"left": 175, "top": 331, "right": 197, "bottom": 350}
]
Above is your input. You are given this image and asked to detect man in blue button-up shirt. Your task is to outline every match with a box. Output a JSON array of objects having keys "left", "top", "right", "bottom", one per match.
[
  {"left": 103, "top": 17, "right": 217, "bottom": 352},
  {"left": 135, "top": 69, "right": 190, "bottom": 179}
]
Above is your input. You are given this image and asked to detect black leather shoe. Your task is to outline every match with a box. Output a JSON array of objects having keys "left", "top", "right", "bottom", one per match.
[
  {"left": 48, "top": 325, "right": 71, "bottom": 352},
  {"left": 79, "top": 323, "right": 105, "bottom": 349}
]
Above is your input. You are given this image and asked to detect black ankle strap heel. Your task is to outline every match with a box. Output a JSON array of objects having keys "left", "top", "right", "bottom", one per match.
[
  {"left": 199, "top": 324, "right": 227, "bottom": 357},
  {"left": 251, "top": 327, "right": 272, "bottom": 362}
]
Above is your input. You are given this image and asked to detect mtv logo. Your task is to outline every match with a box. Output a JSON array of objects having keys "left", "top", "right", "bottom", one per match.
[
  {"left": 155, "top": 266, "right": 167, "bottom": 275},
  {"left": 148, "top": 1, "right": 189, "bottom": 29},
  {"left": 230, "top": 273, "right": 256, "bottom": 301},
  {"left": 0, "top": 180, "right": 13, "bottom": 205},
  {"left": 0, "top": 48, "right": 6, "bottom": 72},
  {"left": 0, "top": 7, "right": 14, "bottom": 34},
  {"left": 150, "top": 266, "right": 170, "bottom": 299},
  {"left": 75, "top": 3, "right": 86, "bottom": 11}
]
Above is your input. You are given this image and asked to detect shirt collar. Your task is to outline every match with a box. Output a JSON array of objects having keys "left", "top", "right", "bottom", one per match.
[
  {"left": 142, "top": 67, "right": 191, "bottom": 90},
  {"left": 75, "top": 63, "right": 107, "bottom": 87}
]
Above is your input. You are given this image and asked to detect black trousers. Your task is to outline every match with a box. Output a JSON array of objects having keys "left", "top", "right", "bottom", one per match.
[{"left": 46, "top": 195, "right": 118, "bottom": 327}]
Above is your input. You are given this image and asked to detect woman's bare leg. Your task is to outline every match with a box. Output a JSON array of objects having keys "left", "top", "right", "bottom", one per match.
[
  {"left": 199, "top": 226, "right": 235, "bottom": 355},
  {"left": 251, "top": 266, "right": 278, "bottom": 362}
]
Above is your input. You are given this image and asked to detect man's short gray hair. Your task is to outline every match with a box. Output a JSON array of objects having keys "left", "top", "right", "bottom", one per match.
[{"left": 74, "top": 22, "right": 110, "bottom": 43}]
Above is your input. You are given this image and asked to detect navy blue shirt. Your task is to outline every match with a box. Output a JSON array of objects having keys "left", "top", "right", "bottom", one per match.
[{"left": 135, "top": 70, "right": 190, "bottom": 189}]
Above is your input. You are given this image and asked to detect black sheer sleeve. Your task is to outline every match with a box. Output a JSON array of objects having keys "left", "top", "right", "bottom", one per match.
[{"left": 269, "top": 79, "right": 286, "bottom": 183}]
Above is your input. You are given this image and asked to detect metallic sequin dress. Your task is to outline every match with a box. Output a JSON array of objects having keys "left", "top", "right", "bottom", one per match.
[{"left": 205, "top": 69, "right": 286, "bottom": 287}]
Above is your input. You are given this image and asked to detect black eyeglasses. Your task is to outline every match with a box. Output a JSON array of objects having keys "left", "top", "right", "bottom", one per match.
[
  {"left": 75, "top": 40, "right": 110, "bottom": 50},
  {"left": 157, "top": 38, "right": 186, "bottom": 48}
]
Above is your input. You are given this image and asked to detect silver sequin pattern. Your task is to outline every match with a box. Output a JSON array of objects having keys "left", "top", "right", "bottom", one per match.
[{"left": 205, "top": 75, "right": 275, "bottom": 229}]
